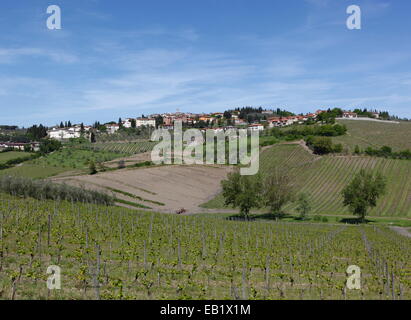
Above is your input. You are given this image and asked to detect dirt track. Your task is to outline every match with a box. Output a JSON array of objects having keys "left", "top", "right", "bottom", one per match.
[
  {"left": 51, "top": 164, "right": 232, "bottom": 214},
  {"left": 390, "top": 226, "right": 411, "bottom": 238}
]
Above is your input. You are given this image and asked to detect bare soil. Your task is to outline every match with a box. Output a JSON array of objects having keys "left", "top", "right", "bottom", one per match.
[{"left": 51, "top": 164, "right": 232, "bottom": 214}]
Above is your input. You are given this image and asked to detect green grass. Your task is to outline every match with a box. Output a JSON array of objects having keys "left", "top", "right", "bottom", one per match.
[
  {"left": 202, "top": 144, "right": 411, "bottom": 217},
  {"left": 31, "top": 148, "right": 126, "bottom": 169},
  {"left": 333, "top": 119, "right": 411, "bottom": 152},
  {"left": 105, "top": 186, "right": 165, "bottom": 206},
  {"left": 194, "top": 211, "right": 411, "bottom": 227},
  {"left": 0, "top": 148, "right": 127, "bottom": 179},
  {"left": 0, "top": 151, "right": 33, "bottom": 164},
  {"left": 115, "top": 198, "right": 152, "bottom": 209},
  {"left": 0, "top": 164, "right": 68, "bottom": 179}
]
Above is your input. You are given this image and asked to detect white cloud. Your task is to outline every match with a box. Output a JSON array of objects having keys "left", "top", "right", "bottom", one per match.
[{"left": 0, "top": 47, "right": 78, "bottom": 64}]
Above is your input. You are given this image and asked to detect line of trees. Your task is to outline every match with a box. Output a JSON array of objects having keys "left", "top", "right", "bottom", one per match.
[
  {"left": 0, "top": 175, "right": 113, "bottom": 205},
  {"left": 355, "top": 145, "right": 411, "bottom": 160},
  {"left": 283, "top": 124, "right": 347, "bottom": 137},
  {"left": 221, "top": 167, "right": 386, "bottom": 223},
  {"left": 221, "top": 168, "right": 301, "bottom": 220}
]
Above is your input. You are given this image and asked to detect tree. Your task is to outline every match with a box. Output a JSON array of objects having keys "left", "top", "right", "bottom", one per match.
[
  {"left": 341, "top": 169, "right": 386, "bottom": 222},
  {"left": 221, "top": 170, "right": 263, "bottom": 219},
  {"left": 131, "top": 119, "right": 136, "bottom": 129},
  {"left": 296, "top": 193, "right": 311, "bottom": 220},
  {"left": 24, "top": 144, "right": 32, "bottom": 152},
  {"left": 39, "top": 138, "right": 62, "bottom": 154},
  {"left": 89, "top": 161, "right": 97, "bottom": 175},
  {"left": 312, "top": 137, "right": 333, "bottom": 154},
  {"left": 354, "top": 145, "right": 360, "bottom": 154},
  {"left": 223, "top": 111, "right": 232, "bottom": 120},
  {"left": 26, "top": 124, "right": 47, "bottom": 140},
  {"left": 118, "top": 160, "right": 126, "bottom": 169},
  {"left": 155, "top": 115, "right": 163, "bottom": 128},
  {"left": 263, "top": 169, "right": 295, "bottom": 218},
  {"left": 333, "top": 143, "right": 343, "bottom": 153}
]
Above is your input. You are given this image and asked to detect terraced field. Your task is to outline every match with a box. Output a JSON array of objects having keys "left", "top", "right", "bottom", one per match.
[
  {"left": 203, "top": 144, "right": 411, "bottom": 217},
  {"left": 333, "top": 119, "right": 411, "bottom": 152}
]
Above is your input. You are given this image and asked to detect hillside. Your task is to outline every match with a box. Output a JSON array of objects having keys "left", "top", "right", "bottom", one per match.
[
  {"left": 203, "top": 144, "right": 411, "bottom": 217},
  {"left": 333, "top": 119, "right": 411, "bottom": 152}
]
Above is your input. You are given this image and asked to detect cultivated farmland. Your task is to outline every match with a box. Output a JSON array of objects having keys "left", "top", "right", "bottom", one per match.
[
  {"left": 51, "top": 165, "right": 232, "bottom": 213},
  {"left": 333, "top": 119, "right": 411, "bottom": 152},
  {"left": 78, "top": 140, "right": 157, "bottom": 156},
  {"left": 0, "top": 194, "right": 410, "bottom": 300},
  {"left": 203, "top": 144, "right": 411, "bottom": 217}
]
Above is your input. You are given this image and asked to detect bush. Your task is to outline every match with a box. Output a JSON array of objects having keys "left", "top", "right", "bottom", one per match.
[
  {"left": 0, "top": 175, "right": 113, "bottom": 205},
  {"left": 333, "top": 143, "right": 343, "bottom": 153},
  {"left": 312, "top": 137, "right": 333, "bottom": 155},
  {"left": 118, "top": 160, "right": 126, "bottom": 169},
  {"left": 89, "top": 161, "right": 97, "bottom": 175}
]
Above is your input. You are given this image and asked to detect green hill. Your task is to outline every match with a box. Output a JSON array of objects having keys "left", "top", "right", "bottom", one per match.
[
  {"left": 333, "top": 119, "right": 411, "bottom": 152},
  {"left": 203, "top": 144, "right": 411, "bottom": 217}
]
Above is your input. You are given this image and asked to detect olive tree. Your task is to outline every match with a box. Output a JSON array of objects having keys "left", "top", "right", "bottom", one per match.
[
  {"left": 341, "top": 169, "right": 386, "bottom": 222},
  {"left": 221, "top": 170, "right": 263, "bottom": 220}
]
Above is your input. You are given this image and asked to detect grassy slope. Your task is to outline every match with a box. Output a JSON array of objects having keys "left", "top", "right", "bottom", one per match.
[
  {"left": 0, "top": 164, "right": 68, "bottom": 179},
  {"left": 0, "top": 148, "right": 127, "bottom": 179},
  {"left": 0, "top": 151, "right": 33, "bottom": 164},
  {"left": 333, "top": 119, "right": 411, "bottom": 152},
  {"left": 203, "top": 144, "right": 411, "bottom": 217}
]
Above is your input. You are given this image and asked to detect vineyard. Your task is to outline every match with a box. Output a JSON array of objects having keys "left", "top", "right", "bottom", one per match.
[
  {"left": 203, "top": 144, "right": 411, "bottom": 217},
  {"left": 0, "top": 193, "right": 410, "bottom": 300},
  {"left": 78, "top": 141, "right": 157, "bottom": 156},
  {"left": 333, "top": 119, "right": 411, "bottom": 152}
]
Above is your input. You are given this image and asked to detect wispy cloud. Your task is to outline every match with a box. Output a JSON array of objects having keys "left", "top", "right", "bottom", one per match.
[{"left": 0, "top": 47, "right": 78, "bottom": 64}]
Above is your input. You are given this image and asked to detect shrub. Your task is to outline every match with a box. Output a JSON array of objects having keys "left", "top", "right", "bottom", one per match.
[
  {"left": 0, "top": 175, "right": 113, "bottom": 205},
  {"left": 118, "top": 160, "right": 126, "bottom": 169},
  {"left": 89, "top": 161, "right": 97, "bottom": 175}
]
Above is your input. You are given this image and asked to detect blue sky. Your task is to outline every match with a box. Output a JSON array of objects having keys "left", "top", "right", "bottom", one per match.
[{"left": 1, "top": 0, "right": 410, "bottom": 127}]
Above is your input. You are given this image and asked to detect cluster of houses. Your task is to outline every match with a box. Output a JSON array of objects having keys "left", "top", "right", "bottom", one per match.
[
  {"left": 42, "top": 108, "right": 372, "bottom": 141},
  {"left": 47, "top": 124, "right": 93, "bottom": 140},
  {"left": 0, "top": 141, "right": 40, "bottom": 152}
]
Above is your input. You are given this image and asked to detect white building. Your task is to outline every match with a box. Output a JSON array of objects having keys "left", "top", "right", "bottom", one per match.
[
  {"left": 106, "top": 124, "right": 120, "bottom": 134},
  {"left": 122, "top": 118, "right": 156, "bottom": 128},
  {"left": 122, "top": 118, "right": 133, "bottom": 128},
  {"left": 48, "top": 125, "right": 91, "bottom": 140},
  {"left": 136, "top": 118, "right": 156, "bottom": 127},
  {"left": 248, "top": 124, "right": 264, "bottom": 131},
  {"left": 342, "top": 112, "right": 358, "bottom": 119}
]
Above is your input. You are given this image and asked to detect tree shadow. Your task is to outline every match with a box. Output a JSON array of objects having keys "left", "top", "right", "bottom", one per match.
[
  {"left": 226, "top": 212, "right": 294, "bottom": 222},
  {"left": 339, "top": 217, "right": 371, "bottom": 224}
]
